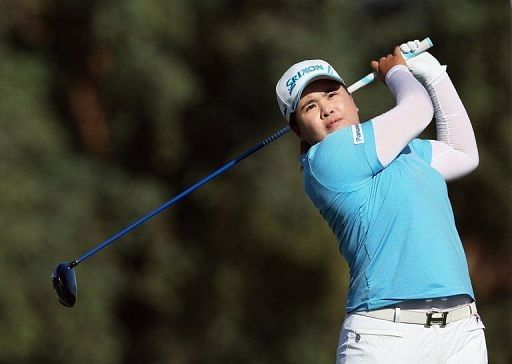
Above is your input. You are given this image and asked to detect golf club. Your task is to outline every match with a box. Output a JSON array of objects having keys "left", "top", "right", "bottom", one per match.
[{"left": 52, "top": 37, "right": 433, "bottom": 307}]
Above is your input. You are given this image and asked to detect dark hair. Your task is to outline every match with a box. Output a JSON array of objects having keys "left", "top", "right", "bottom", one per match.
[
  {"left": 300, "top": 140, "right": 311, "bottom": 155},
  {"left": 289, "top": 113, "right": 311, "bottom": 170}
]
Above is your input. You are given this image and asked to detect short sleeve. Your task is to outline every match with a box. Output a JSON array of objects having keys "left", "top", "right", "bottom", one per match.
[
  {"left": 408, "top": 139, "right": 433, "bottom": 164},
  {"left": 305, "top": 121, "right": 383, "bottom": 193}
]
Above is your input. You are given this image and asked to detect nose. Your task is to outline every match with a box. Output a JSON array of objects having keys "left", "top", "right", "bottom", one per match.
[{"left": 320, "top": 101, "right": 334, "bottom": 119}]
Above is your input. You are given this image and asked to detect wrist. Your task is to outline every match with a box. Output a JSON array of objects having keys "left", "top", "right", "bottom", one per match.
[
  {"left": 425, "top": 67, "right": 449, "bottom": 93},
  {"left": 385, "top": 64, "right": 410, "bottom": 84},
  {"left": 425, "top": 65, "right": 447, "bottom": 86}
]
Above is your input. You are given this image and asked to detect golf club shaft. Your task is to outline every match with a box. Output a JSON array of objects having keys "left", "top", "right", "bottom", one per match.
[
  {"left": 347, "top": 37, "right": 432, "bottom": 93},
  {"left": 71, "top": 126, "right": 291, "bottom": 267},
  {"left": 70, "top": 37, "right": 433, "bottom": 268}
]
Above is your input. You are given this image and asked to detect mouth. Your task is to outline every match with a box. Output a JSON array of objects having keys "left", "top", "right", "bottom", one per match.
[{"left": 326, "top": 119, "right": 342, "bottom": 131}]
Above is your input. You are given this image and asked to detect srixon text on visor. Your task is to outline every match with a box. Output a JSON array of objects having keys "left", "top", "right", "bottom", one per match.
[{"left": 286, "top": 65, "right": 324, "bottom": 95}]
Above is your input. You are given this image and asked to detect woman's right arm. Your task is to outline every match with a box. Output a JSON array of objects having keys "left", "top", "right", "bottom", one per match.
[{"left": 370, "top": 48, "right": 434, "bottom": 167}]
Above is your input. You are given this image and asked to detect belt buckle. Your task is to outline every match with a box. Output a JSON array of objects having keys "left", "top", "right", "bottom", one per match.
[{"left": 425, "top": 310, "right": 448, "bottom": 327}]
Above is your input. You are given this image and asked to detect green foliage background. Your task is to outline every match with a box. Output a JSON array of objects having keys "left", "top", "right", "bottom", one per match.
[{"left": 0, "top": 0, "right": 510, "bottom": 363}]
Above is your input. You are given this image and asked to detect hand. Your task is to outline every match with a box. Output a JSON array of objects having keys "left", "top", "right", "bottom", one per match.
[
  {"left": 400, "top": 40, "right": 446, "bottom": 85},
  {"left": 371, "top": 46, "right": 407, "bottom": 82}
]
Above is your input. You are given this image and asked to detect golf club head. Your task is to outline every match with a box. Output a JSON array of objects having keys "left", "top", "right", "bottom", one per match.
[{"left": 52, "top": 262, "right": 77, "bottom": 307}]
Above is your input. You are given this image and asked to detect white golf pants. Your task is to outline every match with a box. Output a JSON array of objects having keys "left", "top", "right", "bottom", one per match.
[{"left": 336, "top": 310, "right": 487, "bottom": 363}]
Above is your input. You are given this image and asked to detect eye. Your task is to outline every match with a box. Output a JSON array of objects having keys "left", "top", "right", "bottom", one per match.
[
  {"left": 304, "top": 103, "right": 316, "bottom": 112},
  {"left": 328, "top": 91, "right": 338, "bottom": 98}
]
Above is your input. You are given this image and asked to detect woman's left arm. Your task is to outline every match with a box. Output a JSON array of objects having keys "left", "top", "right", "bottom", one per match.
[
  {"left": 401, "top": 40, "right": 479, "bottom": 181},
  {"left": 426, "top": 72, "right": 479, "bottom": 181}
]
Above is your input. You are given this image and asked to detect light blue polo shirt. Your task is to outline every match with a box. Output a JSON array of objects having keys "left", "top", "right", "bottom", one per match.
[{"left": 301, "top": 120, "right": 474, "bottom": 313}]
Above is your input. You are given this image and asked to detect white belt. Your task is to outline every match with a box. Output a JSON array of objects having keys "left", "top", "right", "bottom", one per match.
[{"left": 353, "top": 302, "right": 477, "bottom": 327}]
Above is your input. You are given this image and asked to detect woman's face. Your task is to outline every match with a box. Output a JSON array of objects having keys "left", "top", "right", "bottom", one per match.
[{"left": 292, "top": 79, "right": 360, "bottom": 145}]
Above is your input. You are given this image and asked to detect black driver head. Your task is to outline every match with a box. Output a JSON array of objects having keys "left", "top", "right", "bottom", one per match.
[{"left": 52, "top": 262, "right": 77, "bottom": 307}]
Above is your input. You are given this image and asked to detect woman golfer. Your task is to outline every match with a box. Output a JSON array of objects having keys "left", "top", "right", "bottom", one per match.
[{"left": 275, "top": 40, "right": 487, "bottom": 363}]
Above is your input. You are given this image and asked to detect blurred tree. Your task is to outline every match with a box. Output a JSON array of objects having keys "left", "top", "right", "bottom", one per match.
[{"left": 0, "top": 0, "right": 509, "bottom": 363}]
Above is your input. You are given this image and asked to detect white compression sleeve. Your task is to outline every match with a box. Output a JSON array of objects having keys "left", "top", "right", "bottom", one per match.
[
  {"left": 426, "top": 72, "right": 479, "bottom": 181},
  {"left": 372, "top": 65, "right": 434, "bottom": 167}
]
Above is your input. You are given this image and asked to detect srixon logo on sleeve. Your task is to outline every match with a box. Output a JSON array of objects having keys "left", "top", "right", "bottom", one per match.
[{"left": 286, "top": 64, "right": 325, "bottom": 95}]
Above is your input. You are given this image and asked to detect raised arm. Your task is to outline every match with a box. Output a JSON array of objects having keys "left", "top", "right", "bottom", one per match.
[
  {"left": 370, "top": 47, "right": 434, "bottom": 167},
  {"left": 401, "top": 40, "right": 479, "bottom": 181}
]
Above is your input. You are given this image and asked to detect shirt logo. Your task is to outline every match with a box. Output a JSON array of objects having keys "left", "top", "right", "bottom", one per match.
[
  {"left": 351, "top": 124, "right": 364, "bottom": 144},
  {"left": 286, "top": 64, "right": 324, "bottom": 95}
]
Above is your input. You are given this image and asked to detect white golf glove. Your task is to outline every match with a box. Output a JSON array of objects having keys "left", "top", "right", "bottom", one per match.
[{"left": 400, "top": 40, "right": 446, "bottom": 86}]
